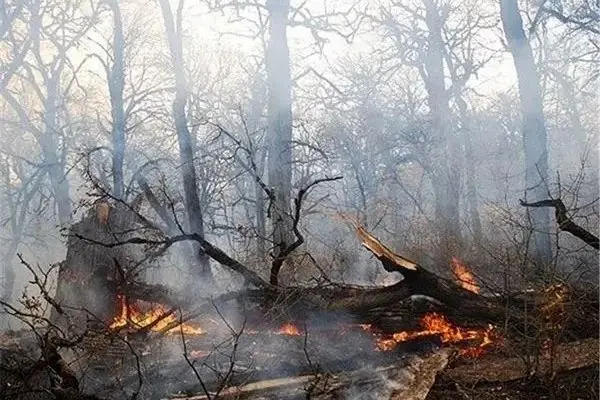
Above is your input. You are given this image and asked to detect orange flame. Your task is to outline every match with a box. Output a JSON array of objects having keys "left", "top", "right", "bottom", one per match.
[
  {"left": 276, "top": 322, "right": 302, "bottom": 336},
  {"left": 109, "top": 295, "right": 204, "bottom": 336},
  {"left": 374, "top": 312, "right": 495, "bottom": 357},
  {"left": 451, "top": 257, "right": 480, "bottom": 293}
]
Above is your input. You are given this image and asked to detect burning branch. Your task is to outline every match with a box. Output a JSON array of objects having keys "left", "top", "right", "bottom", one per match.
[
  {"left": 450, "top": 257, "right": 480, "bottom": 294},
  {"left": 109, "top": 294, "right": 204, "bottom": 336},
  {"left": 372, "top": 312, "right": 495, "bottom": 357}
]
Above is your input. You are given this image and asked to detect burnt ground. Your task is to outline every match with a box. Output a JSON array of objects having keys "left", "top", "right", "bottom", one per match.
[{"left": 2, "top": 317, "right": 598, "bottom": 399}]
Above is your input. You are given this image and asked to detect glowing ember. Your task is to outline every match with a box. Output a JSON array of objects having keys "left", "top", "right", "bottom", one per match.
[
  {"left": 276, "top": 323, "right": 302, "bottom": 336},
  {"left": 109, "top": 295, "right": 204, "bottom": 336},
  {"left": 451, "top": 257, "right": 480, "bottom": 293},
  {"left": 374, "top": 312, "right": 495, "bottom": 357}
]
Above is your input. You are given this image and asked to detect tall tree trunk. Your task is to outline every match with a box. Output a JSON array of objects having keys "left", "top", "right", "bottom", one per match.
[
  {"left": 42, "top": 73, "right": 71, "bottom": 226},
  {"left": 255, "top": 147, "right": 268, "bottom": 259},
  {"left": 108, "top": 0, "right": 126, "bottom": 200},
  {"left": 1, "top": 243, "right": 18, "bottom": 304},
  {"left": 266, "top": 0, "right": 293, "bottom": 285},
  {"left": 422, "top": 0, "right": 462, "bottom": 264},
  {"left": 247, "top": 74, "right": 268, "bottom": 260},
  {"left": 158, "top": 0, "right": 212, "bottom": 282},
  {"left": 501, "top": 0, "right": 552, "bottom": 274},
  {"left": 1, "top": 160, "right": 18, "bottom": 304},
  {"left": 456, "top": 98, "right": 482, "bottom": 241}
]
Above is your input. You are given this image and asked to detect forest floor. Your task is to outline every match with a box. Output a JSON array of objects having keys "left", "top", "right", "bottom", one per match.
[
  {"left": 427, "top": 337, "right": 599, "bottom": 400},
  {"left": 428, "top": 365, "right": 599, "bottom": 400}
]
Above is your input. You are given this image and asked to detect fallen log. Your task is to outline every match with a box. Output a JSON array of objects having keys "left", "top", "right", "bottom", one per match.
[
  {"left": 164, "top": 348, "right": 452, "bottom": 400},
  {"left": 68, "top": 205, "right": 598, "bottom": 342}
]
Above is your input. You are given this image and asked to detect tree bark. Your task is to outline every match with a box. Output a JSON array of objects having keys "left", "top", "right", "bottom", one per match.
[
  {"left": 266, "top": 0, "right": 294, "bottom": 285},
  {"left": 501, "top": 0, "right": 553, "bottom": 274}
]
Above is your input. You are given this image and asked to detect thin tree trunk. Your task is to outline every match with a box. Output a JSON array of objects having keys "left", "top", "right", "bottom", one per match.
[
  {"left": 266, "top": 0, "right": 294, "bottom": 285},
  {"left": 108, "top": 0, "right": 126, "bottom": 200},
  {"left": 1, "top": 244, "right": 17, "bottom": 304},
  {"left": 42, "top": 73, "right": 71, "bottom": 226},
  {"left": 501, "top": 0, "right": 552, "bottom": 274},
  {"left": 247, "top": 74, "right": 268, "bottom": 260},
  {"left": 255, "top": 148, "right": 267, "bottom": 259},
  {"left": 1, "top": 159, "right": 18, "bottom": 303},
  {"left": 158, "top": 0, "right": 212, "bottom": 282},
  {"left": 457, "top": 98, "right": 482, "bottom": 241}
]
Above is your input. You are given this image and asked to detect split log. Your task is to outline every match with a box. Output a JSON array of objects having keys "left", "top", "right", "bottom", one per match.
[{"left": 164, "top": 348, "right": 452, "bottom": 400}]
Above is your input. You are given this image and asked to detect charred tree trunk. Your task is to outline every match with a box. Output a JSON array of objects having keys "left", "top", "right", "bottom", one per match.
[
  {"left": 501, "top": 0, "right": 553, "bottom": 275},
  {"left": 266, "top": 0, "right": 294, "bottom": 286},
  {"left": 52, "top": 205, "right": 132, "bottom": 331}
]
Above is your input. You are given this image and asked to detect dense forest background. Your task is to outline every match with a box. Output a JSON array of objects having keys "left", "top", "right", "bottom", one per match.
[{"left": 0, "top": 0, "right": 598, "bottom": 316}]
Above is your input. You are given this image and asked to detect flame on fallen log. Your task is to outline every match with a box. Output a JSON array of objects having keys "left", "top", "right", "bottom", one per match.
[
  {"left": 109, "top": 294, "right": 204, "bottom": 336},
  {"left": 276, "top": 322, "right": 302, "bottom": 336},
  {"left": 451, "top": 257, "right": 480, "bottom": 294},
  {"left": 374, "top": 312, "right": 495, "bottom": 357}
]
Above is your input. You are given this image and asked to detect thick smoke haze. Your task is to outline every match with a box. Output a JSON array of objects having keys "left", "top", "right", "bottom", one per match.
[{"left": 0, "top": 0, "right": 597, "bottom": 331}]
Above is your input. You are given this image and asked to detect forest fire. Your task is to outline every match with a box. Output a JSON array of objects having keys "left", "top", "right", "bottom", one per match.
[
  {"left": 373, "top": 312, "right": 495, "bottom": 357},
  {"left": 109, "top": 295, "right": 204, "bottom": 336},
  {"left": 451, "top": 257, "right": 480, "bottom": 293}
]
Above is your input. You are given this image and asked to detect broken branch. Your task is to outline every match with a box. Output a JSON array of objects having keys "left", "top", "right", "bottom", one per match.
[{"left": 520, "top": 198, "right": 599, "bottom": 249}]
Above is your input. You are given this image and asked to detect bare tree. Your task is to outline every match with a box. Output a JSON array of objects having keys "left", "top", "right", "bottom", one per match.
[
  {"left": 157, "top": 0, "right": 212, "bottom": 283},
  {"left": 265, "top": 0, "right": 294, "bottom": 285},
  {"left": 1, "top": 0, "right": 100, "bottom": 226},
  {"left": 370, "top": 0, "right": 469, "bottom": 263}
]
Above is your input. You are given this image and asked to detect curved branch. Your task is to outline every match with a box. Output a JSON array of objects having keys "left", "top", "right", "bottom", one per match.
[
  {"left": 269, "top": 175, "right": 343, "bottom": 285},
  {"left": 520, "top": 198, "right": 599, "bottom": 250},
  {"left": 72, "top": 232, "right": 272, "bottom": 290}
]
